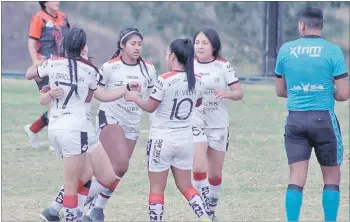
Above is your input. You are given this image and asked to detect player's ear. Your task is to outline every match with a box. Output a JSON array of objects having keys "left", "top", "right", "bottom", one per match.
[{"left": 171, "top": 52, "right": 176, "bottom": 61}]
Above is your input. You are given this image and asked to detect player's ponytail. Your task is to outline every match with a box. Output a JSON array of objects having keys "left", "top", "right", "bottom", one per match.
[
  {"left": 169, "top": 39, "right": 196, "bottom": 91},
  {"left": 65, "top": 27, "right": 99, "bottom": 100}
]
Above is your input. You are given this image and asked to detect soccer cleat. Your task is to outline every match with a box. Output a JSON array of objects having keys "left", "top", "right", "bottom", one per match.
[
  {"left": 89, "top": 208, "right": 105, "bottom": 221},
  {"left": 40, "top": 208, "right": 60, "bottom": 221},
  {"left": 24, "top": 124, "right": 39, "bottom": 149}
]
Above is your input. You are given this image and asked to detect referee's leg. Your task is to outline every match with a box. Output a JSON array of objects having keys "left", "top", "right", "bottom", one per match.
[
  {"left": 284, "top": 112, "right": 312, "bottom": 221},
  {"left": 313, "top": 110, "right": 343, "bottom": 222}
]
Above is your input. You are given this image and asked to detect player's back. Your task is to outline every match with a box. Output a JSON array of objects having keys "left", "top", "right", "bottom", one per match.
[
  {"left": 47, "top": 58, "right": 97, "bottom": 130},
  {"left": 277, "top": 36, "right": 345, "bottom": 111},
  {"left": 150, "top": 71, "right": 203, "bottom": 130}
]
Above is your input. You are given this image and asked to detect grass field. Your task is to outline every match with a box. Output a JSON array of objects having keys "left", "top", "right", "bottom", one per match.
[{"left": 1, "top": 78, "right": 349, "bottom": 221}]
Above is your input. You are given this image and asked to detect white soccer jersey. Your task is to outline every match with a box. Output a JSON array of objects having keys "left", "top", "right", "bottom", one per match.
[
  {"left": 37, "top": 57, "right": 98, "bottom": 131},
  {"left": 192, "top": 57, "right": 239, "bottom": 128},
  {"left": 150, "top": 71, "right": 204, "bottom": 129},
  {"left": 97, "top": 56, "right": 156, "bottom": 126}
]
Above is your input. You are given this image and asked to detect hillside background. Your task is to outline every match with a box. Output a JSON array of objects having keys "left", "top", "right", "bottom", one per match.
[{"left": 2, "top": 1, "right": 349, "bottom": 76}]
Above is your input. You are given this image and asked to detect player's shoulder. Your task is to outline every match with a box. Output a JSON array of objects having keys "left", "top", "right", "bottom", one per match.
[
  {"left": 49, "top": 56, "right": 66, "bottom": 64},
  {"left": 78, "top": 60, "right": 98, "bottom": 73},
  {"left": 160, "top": 71, "right": 179, "bottom": 80},
  {"left": 102, "top": 56, "right": 123, "bottom": 71},
  {"left": 141, "top": 58, "right": 155, "bottom": 68},
  {"left": 33, "top": 10, "right": 45, "bottom": 18},
  {"left": 107, "top": 56, "right": 122, "bottom": 65},
  {"left": 56, "top": 11, "right": 67, "bottom": 18},
  {"left": 215, "top": 57, "right": 229, "bottom": 64}
]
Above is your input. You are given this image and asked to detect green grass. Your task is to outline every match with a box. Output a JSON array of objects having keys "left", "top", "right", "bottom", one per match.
[{"left": 1, "top": 78, "right": 349, "bottom": 221}]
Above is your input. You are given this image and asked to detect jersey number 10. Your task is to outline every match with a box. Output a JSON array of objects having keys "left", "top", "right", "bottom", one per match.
[{"left": 170, "top": 98, "right": 193, "bottom": 120}]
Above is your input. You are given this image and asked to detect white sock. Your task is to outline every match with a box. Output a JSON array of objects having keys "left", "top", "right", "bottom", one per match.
[
  {"left": 184, "top": 188, "right": 209, "bottom": 221},
  {"left": 193, "top": 176, "right": 210, "bottom": 213},
  {"left": 86, "top": 179, "right": 109, "bottom": 201},
  {"left": 208, "top": 181, "right": 222, "bottom": 213},
  {"left": 50, "top": 185, "right": 64, "bottom": 215},
  {"left": 149, "top": 204, "right": 164, "bottom": 222},
  {"left": 63, "top": 207, "right": 78, "bottom": 221},
  {"left": 149, "top": 193, "right": 164, "bottom": 222},
  {"left": 94, "top": 189, "right": 114, "bottom": 209},
  {"left": 187, "top": 194, "right": 209, "bottom": 220}
]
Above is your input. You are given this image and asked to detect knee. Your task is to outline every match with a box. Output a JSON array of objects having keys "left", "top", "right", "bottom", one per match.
[{"left": 112, "top": 159, "right": 130, "bottom": 177}]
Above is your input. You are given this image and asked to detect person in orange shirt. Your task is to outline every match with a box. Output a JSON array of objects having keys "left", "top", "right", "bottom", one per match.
[{"left": 24, "top": 1, "right": 70, "bottom": 150}]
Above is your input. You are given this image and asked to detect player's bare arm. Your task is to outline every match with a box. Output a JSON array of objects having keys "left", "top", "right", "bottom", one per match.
[
  {"left": 124, "top": 91, "right": 160, "bottom": 113},
  {"left": 215, "top": 82, "right": 243, "bottom": 100},
  {"left": 25, "top": 61, "right": 44, "bottom": 80},
  {"left": 94, "top": 81, "right": 141, "bottom": 102},
  {"left": 334, "top": 75, "right": 349, "bottom": 101},
  {"left": 275, "top": 76, "right": 287, "bottom": 98},
  {"left": 40, "top": 86, "right": 64, "bottom": 106},
  {"left": 28, "top": 38, "right": 39, "bottom": 65}
]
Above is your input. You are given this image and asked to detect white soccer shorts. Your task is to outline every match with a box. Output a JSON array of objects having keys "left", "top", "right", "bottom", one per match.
[
  {"left": 192, "top": 126, "right": 230, "bottom": 152},
  {"left": 48, "top": 129, "right": 99, "bottom": 158},
  {"left": 147, "top": 128, "right": 194, "bottom": 172}
]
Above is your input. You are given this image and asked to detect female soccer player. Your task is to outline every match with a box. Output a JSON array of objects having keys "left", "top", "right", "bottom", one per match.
[
  {"left": 84, "top": 27, "right": 157, "bottom": 221},
  {"left": 25, "top": 1, "right": 70, "bottom": 150},
  {"left": 25, "top": 27, "right": 141, "bottom": 221},
  {"left": 125, "top": 38, "right": 210, "bottom": 222},
  {"left": 191, "top": 28, "right": 244, "bottom": 221}
]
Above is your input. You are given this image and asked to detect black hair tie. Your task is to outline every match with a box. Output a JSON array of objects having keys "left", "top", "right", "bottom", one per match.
[{"left": 126, "top": 83, "right": 131, "bottom": 91}]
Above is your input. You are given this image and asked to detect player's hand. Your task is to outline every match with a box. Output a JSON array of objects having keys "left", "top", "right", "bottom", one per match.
[
  {"left": 40, "top": 85, "right": 51, "bottom": 93},
  {"left": 128, "top": 81, "right": 142, "bottom": 92},
  {"left": 124, "top": 91, "right": 140, "bottom": 102},
  {"left": 49, "top": 86, "right": 64, "bottom": 99},
  {"left": 33, "top": 60, "right": 45, "bottom": 82},
  {"left": 215, "top": 89, "right": 230, "bottom": 100}
]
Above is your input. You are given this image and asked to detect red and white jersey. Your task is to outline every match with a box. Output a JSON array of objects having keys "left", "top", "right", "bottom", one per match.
[
  {"left": 37, "top": 57, "right": 98, "bottom": 131},
  {"left": 150, "top": 71, "right": 204, "bottom": 129},
  {"left": 97, "top": 56, "right": 157, "bottom": 126},
  {"left": 192, "top": 57, "right": 239, "bottom": 128}
]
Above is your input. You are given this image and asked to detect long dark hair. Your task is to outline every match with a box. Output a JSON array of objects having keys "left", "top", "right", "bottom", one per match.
[
  {"left": 63, "top": 27, "right": 99, "bottom": 98},
  {"left": 193, "top": 28, "right": 222, "bottom": 58},
  {"left": 110, "top": 28, "right": 150, "bottom": 81},
  {"left": 169, "top": 39, "right": 195, "bottom": 91}
]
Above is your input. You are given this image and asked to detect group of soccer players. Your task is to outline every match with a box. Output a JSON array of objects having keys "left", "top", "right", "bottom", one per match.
[{"left": 23, "top": 2, "right": 348, "bottom": 222}]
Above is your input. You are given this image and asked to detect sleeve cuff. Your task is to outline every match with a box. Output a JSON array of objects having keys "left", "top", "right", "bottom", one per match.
[
  {"left": 150, "top": 96, "right": 161, "bottom": 102},
  {"left": 275, "top": 73, "right": 283, "bottom": 78},
  {"left": 29, "top": 36, "right": 39, "bottom": 41},
  {"left": 227, "top": 80, "right": 239, "bottom": 86},
  {"left": 334, "top": 72, "right": 348, "bottom": 80}
]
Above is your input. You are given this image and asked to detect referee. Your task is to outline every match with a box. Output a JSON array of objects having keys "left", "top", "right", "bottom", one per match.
[{"left": 274, "top": 6, "right": 349, "bottom": 222}]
